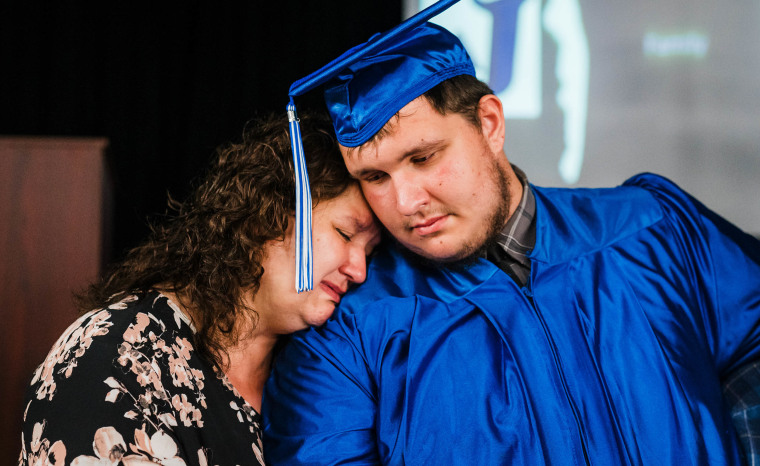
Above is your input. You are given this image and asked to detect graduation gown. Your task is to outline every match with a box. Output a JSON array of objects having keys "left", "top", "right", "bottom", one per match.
[{"left": 263, "top": 173, "right": 760, "bottom": 465}]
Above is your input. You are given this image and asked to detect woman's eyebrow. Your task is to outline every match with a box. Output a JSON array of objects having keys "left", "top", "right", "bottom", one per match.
[{"left": 340, "top": 215, "right": 376, "bottom": 232}]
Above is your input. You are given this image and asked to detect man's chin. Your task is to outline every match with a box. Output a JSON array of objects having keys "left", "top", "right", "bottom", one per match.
[{"left": 397, "top": 238, "right": 487, "bottom": 271}]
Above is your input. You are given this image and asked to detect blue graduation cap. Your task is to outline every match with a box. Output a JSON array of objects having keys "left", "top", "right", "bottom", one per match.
[{"left": 287, "top": 0, "right": 475, "bottom": 291}]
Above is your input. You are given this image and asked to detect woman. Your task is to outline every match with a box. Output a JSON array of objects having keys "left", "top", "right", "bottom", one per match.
[{"left": 18, "top": 111, "right": 380, "bottom": 465}]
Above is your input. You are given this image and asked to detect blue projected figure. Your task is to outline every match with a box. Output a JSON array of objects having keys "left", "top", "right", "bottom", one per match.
[
  {"left": 421, "top": 0, "right": 589, "bottom": 184},
  {"left": 543, "top": 0, "right": 589, "bottom": 184},
  {"left": 473, "top": 0, "right": 525, "bottom": 94}
]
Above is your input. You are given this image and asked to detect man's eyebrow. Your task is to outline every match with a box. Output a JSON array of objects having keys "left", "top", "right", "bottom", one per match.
[
  {"left": 352, "top": 139, "right": 445, "bottom": 178},
  {"left": 402, "top": 139, "right": 446, "bottom": 159},
  {"left": 352, "top": 166, "right": 379, "bottom": 179}
]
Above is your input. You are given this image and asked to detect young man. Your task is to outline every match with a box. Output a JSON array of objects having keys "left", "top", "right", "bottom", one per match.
[{"left": 263, "top": 5, "right": 760, "bottom": 465}]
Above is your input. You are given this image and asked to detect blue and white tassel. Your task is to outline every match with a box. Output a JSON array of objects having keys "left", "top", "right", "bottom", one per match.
[{"left": 287, "top": 99, "right": 313, "bottom": 292}]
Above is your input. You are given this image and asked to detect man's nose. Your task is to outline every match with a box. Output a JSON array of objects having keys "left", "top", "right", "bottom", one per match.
[{"left": 393, "top": 177, "right": 428, "bottom": 216}]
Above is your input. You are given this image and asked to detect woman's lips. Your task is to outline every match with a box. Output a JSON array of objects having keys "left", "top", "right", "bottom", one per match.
[{"left": 320, "top": 281, "right": 344, "bottom": 303}]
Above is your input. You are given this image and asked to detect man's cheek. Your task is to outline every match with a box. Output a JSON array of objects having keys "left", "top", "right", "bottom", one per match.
[{"left": 367, "top": 196, "right": 395, "bottom": 219}]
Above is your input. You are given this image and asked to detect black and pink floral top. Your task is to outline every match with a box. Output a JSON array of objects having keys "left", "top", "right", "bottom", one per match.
[{"left": 18, "top": 291, "right": 265, "bottom": 466}]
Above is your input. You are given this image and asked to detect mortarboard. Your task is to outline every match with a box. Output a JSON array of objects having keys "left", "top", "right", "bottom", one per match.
[{"left": 287, "top": 0, "right": 474, "bottom": 292}]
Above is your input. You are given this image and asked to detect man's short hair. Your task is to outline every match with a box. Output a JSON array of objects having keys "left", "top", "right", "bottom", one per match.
[
  {"left": 359, "top": 75, "right": 495, "bottom": 148},
  {"left": 422, "top": 74, "right": 494, "bottom": 132}
]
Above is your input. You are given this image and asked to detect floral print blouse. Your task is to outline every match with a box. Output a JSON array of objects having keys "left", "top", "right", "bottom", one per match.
[{"left": 18, "top": 291, "right": 265, "bottom": 466}]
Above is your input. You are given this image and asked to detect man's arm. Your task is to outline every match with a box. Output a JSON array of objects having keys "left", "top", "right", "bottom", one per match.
[
  {"left": 627, "top": 173, "right": 760, "bottom": 372},
  {"left": 262, "top": 322, "right": 380, "bottom": 465}
]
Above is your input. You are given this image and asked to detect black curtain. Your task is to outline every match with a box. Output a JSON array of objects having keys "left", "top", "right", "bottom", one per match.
[{"left": 1, "top": 1, "right": 402, "bottom": 261}]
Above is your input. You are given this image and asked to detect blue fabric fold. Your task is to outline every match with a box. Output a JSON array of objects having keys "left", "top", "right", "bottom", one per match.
[{"left": 264, "top": 173, "right": 760, "bottom": 465}]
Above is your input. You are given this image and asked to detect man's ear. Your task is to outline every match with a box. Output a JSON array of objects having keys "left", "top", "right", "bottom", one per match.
[{"left": 477, "top": 94, "right": 506, "bottom": 155}]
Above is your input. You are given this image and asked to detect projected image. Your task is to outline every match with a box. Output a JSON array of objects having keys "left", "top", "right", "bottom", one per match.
[
  {"left": 419, "top": 0, "right": 589, "bottom": 184},
  {"left": 411, "top": 0, "right": 760, "bottom": 234}
]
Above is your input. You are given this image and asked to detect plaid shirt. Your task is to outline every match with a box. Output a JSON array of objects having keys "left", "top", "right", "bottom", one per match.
[
  {"left": 485, "top": 167, "right": 756, "bottom": 464},
  {"left": 724, "top": 363, "right": 760, "bottom": 465},
  {"left": 483, "top": 166, "right": 535, "bottom": 287}
]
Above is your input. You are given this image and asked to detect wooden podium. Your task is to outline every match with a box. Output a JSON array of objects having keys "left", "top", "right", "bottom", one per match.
[{"left": 0, "top": 137, "right": 110, "bottom": 464}]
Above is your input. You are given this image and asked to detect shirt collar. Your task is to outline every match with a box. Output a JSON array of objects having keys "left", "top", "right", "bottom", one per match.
[
  {"left": 483, "top": 165, "right": 536, "bottom": 285},
  {"left": 499, "top": 166, "right": 536, "bottom": 256}
]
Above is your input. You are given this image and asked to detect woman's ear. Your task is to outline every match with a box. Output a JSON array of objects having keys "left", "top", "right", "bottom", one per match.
[{"left": 477, "top": 94, "right": 506, "bottom": 155}]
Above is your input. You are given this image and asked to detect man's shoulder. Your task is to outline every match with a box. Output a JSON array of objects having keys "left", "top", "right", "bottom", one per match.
[
  {"left": 533, "top": 172, "right": 674, "bottom": 210},
  {"left": 529, "top": 173, "right": 688, "bottom": 263},
  {"left": 286, "top": 245, "right": 502, "bottom": 355},
  {"left": 340, "top": 243, "right": 500, "bottom": 311}
]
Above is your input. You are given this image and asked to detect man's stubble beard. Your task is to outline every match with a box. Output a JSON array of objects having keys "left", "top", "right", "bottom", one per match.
[{"left": 398, "top": 150, "right": 512, "bottom": 272}]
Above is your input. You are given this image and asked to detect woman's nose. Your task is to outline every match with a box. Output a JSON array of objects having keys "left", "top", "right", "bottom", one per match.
[{"left": 340, "top": 247, "right": 368, "bottom": 284}]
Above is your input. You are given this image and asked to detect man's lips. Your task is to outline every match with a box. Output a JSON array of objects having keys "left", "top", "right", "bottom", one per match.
[
  {"left": 411, "top": 215, "right": 448, "bottom": 236},
  {"left": 320, "top": 281, "right": 345, "bottom": 303}
]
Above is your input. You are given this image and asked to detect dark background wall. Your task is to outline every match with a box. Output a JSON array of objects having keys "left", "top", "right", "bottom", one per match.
[
  {"left": 0, "top": 2, "right": 401, "bottom": 463},
  {"left": 1, "top": 1, "right": 402, "bottom": 262}
]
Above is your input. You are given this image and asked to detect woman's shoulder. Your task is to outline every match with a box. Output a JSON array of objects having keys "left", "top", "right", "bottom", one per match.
[
  {"left": 20, "top": 290, "right": 265, "bottom": 465},
  {"left": 28, "top": 291, "right": 192, "bottom": 403},
  {"left": 87, "top": 290, "right": 194, "bottom": 334}
]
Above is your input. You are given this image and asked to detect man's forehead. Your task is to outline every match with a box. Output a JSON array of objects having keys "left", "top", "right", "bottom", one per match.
[
  {"left": 340, "top": 97, "right": 431, "bottom": 162},
  {"left": 340, "top": 118, "right": 399, "bottom": 160},
  {"left": 341, "top": 143, "right": 373, "bottom": 162}
]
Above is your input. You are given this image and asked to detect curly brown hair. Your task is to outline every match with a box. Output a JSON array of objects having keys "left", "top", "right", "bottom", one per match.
[{"left": 76, "top": 110, "right": 354, "bottom": 370}]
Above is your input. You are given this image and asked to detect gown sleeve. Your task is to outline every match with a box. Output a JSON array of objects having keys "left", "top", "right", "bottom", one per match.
[
  {"left": 627, "top": 173, "right": 760, "bottom": 374},
  {"left": 630, "top": 174, "right": 760, "bottom": 464},
  {"left": 263, "top": 311, "right": 382, "bottom": 465}
]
